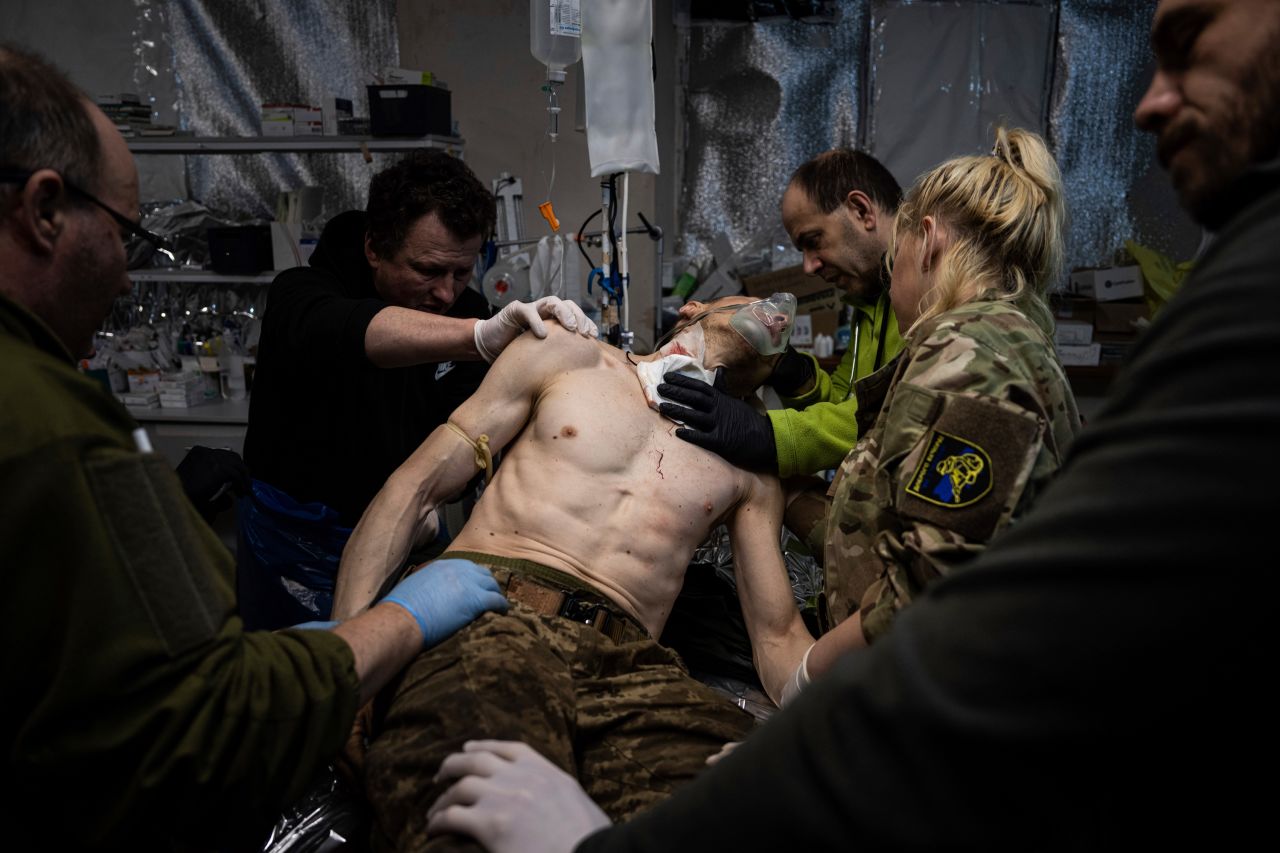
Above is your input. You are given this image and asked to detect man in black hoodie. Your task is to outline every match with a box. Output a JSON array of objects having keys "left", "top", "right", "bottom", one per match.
[
  {"left": 242, "top": 151, "right": 594, "bottom": 629},
  {"left": 423, "top": 1, "right": 1280, "bottom": 849}
]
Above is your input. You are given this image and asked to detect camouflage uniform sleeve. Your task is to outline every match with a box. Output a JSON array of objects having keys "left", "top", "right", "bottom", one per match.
[{"left": 853, "top": 306, "right": 1076, "bottom": 642}]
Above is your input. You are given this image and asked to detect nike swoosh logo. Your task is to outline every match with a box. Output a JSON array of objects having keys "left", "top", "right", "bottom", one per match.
[{"left": 435, "top": 362, "right": 455, "bottom": 381}]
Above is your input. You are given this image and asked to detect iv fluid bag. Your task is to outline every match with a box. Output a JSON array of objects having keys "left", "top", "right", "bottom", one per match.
[
  {"left": 530, "top": 0, "right": 582, "bottom": 82},
  {"left": 582, "top": 0, "right": 659, "bottom": 176}
]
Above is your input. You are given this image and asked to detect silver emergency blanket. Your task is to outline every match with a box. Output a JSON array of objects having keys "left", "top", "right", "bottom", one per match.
[
  {"left": 692, "top": 524, "right": 824, "bottom": 609},
  {"left": 164, "top": 0, "right": 402, "bottom": 219},
  {"left": 259, "top": 767, "right": 368, "bottom": 853},
  {"left": 676, "top": 0, "right": 1189, "bottom": 275}
]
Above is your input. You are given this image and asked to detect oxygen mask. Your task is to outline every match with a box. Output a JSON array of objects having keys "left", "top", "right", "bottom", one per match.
[{"left": 728, "top": 292, "right": 796, "bottom": 355}]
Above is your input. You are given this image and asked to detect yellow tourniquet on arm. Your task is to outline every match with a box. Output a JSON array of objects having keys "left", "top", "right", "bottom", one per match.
[{"left": 446, "top": 421, "right": 493, "bottom": 484}]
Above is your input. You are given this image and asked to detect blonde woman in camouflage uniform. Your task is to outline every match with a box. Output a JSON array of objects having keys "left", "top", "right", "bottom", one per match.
[{"left": 784, "top": 127, "right": 1081, "bottom": 700}]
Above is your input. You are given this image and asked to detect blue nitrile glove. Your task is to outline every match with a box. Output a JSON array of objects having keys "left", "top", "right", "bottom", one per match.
[
  {"left": 383, "top": 558, "right": 509, "bottom": 648},
  {"left": 290, "top": 620, "right": 339, "bottom": 631},
  {"left": 658, "top": 372, "right": 778, "bottom": 472}
]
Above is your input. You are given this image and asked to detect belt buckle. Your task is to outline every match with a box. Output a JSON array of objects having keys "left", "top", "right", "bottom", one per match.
[{"left": 559, "top": 593, "right": 603, "bottom": 626}]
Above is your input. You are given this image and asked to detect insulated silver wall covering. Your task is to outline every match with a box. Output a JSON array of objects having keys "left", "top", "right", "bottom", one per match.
[
  {"left": 678, "top": 0, "right": 1190, "bottom": 272},
  {"left": 677, "top": 3, "right": 869, "bottom": 259},
  {"left": 1050, "top": 0, "right": 1193, "bottom": 267},
  {"left": 165, "top": 0, "right": 401, "bottom": 219}
]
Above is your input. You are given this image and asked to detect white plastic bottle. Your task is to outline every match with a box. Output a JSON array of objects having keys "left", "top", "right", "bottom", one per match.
[{"left": 530, "top": 0, "right": 583, "bottom": 83}]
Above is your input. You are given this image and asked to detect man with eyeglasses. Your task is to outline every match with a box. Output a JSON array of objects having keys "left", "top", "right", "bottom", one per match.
[{"left": 0, "top": 44, "right": 510, "bottom": 848}]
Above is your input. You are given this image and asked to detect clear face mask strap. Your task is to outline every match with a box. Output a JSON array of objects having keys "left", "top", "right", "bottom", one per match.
[{"left": 652, "top": 311, "right": 711, "bottom": 354}]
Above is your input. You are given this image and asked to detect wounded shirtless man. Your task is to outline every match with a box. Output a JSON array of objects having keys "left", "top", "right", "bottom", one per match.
[{"left": 334, "top": 295, "right": 813, "bottom": 851}]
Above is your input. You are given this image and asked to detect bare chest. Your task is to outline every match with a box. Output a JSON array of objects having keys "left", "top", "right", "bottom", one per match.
[{"left": 516, "top": 357, "right": 745, "bottom": 525}]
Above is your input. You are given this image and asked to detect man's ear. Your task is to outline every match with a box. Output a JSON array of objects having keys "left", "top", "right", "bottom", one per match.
[
  {"left": 678, "top": 300, "right": 706, "bottom": 320},
  {"left": 14, "top": 169, "right": 71, "bottom": 257},
  {"left": 363, "top": 232, "right": 381, "bottom": 271},
  {"left": 844, "top": 189, "right": 879, "bottom": 231}
]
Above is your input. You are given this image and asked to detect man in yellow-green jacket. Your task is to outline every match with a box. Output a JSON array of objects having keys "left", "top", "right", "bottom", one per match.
[{"left": 664, "top": 149, "right": 904, "bottom": 477}]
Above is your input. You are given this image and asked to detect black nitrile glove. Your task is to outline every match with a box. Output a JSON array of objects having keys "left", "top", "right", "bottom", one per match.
[
  {"left": 768, "top": 346, "right": 816, "bottom": 397},
  {"left": 176, "top": 446, "right": 252, "bottom": 522},
  {"left": 658, "top": 372, "right": 778, "bottom": 472}
]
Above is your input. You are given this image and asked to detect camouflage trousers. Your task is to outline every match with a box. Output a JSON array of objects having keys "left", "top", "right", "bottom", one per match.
[{"left": 365, "top": 557, "right": 755, "bottom": 852}]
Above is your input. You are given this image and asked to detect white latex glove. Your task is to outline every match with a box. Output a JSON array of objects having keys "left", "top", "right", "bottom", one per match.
[
  {"left": 779, "top": 642, "right": 814, "bottom": 707},
  {"left": 427, "top": 740, "right": 610, "bottom": 853},
  {"left": 473, "top": 296, "right": 599, "bottom": 363},
  {"left": 705, "top": 740, "right": 739, "bottom": 766}
]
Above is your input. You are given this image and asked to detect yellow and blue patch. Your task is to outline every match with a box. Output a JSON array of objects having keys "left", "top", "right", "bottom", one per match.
[{"left": 905, "top": 430, "right": 993, "bottom": 508}]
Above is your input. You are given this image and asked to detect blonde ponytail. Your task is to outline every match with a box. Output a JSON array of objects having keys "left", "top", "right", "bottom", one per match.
[{"left": 890, "top": 127, "right": 1065, "bottom": 335}]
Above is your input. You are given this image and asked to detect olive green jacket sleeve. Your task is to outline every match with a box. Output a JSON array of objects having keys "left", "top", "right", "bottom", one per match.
[
  {"left": 1, "top": 302, "right": 360, "bottom": 847},
  {"left": 768, "top": 292, "right": 903, "bottom": 477}
]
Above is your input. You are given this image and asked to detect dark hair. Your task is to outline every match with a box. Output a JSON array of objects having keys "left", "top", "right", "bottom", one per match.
[
  {"left": 789, "top": 148, "right": 902, "bottom": 215},
  {"left": 365, "top": 149, "right": 496, "bottom": 258},
  {"left": 0, "top": 44, "right": 101, "bottom": 204}
]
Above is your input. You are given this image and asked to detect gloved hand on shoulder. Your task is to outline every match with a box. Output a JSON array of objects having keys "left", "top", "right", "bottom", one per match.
[
  {"left": 473, "top": 296, "right": 599, "bottom": 362},
  {"left": 658, "top": 372, "right": 778, "bottom": 472},
  {"left": 382, "top": 558, "right": 509, "bottom": 648}
]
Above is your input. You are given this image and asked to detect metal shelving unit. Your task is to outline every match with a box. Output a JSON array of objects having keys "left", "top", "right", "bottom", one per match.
[
  {"left": 126, "top": 133, "right": 464, "bottom": 154},
  {"left": 124, "top": 134, "right": 465, "bottom": 285},
  {"left": 129, "top": 268, "right": 279, "bottom": 284}
]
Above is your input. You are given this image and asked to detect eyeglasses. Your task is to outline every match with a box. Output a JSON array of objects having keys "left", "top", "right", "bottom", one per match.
[{"left": 0, "top": 167, "right": 170, "bottom": 269}]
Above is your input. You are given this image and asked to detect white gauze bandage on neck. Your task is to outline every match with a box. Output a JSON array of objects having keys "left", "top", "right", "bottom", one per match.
[{"left": 634, "top": 323, "right": 718, "bottom": 418}]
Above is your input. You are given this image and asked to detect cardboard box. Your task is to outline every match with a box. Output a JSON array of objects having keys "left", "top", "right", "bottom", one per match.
[
  {"left": 808, "top": 309, "right": 841, "bottom": 342},
  {"left": 1068, "top": 265, "right": 1145, "bottom": 302},
  {"left": 292, "top": 106, "right": 323, "bottom": 136},
  {"left": 1093, "top": 301, "right": 1150, "bottom": 335},
  {"left": 1056, "top": 342, "right": 1101, "bottom": 367},
  {"left": 322, "top": 96, "right": 354, "bottom": 135},
  {"left": 260, "top": 103, "right": 294, "bottom": 136},
  {"left": 383, "top": 67, "right": 435, "bottom": 86},
  {"left": 1050, "top": 295, "right": 1096, "bottom": 325},
  {"left": 1053, "top": 320, "right": 1094, "bottom": 347},
  {"left": 1095, "top": 333, "right": 1137, "bottom": 366},
  {"left": 790, "top": 314, "right": 813, "bottom": 348},
  {"left": 741, "top": 265, "right": 842, "bottom": 313}
]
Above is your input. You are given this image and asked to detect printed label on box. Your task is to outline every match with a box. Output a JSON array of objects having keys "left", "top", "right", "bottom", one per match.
[
  {"left": 1056, "top": 342, "right": 1102, "bottom": 367},
  {"left": 790, "top": 314, "right": 814, "bottom": 347}
]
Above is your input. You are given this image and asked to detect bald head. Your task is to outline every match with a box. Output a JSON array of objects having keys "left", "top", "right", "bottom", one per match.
[
  {"left": 0, "top": 45, "right": 102, "bottom": 201},
  {"left": 84, "top": 99, "right": 140, "bottom": 209}
]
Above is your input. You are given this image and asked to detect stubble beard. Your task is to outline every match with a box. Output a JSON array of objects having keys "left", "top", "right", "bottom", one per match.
[{"left": 1173, "top": 47, "right": 1280, "bottom": 228}]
